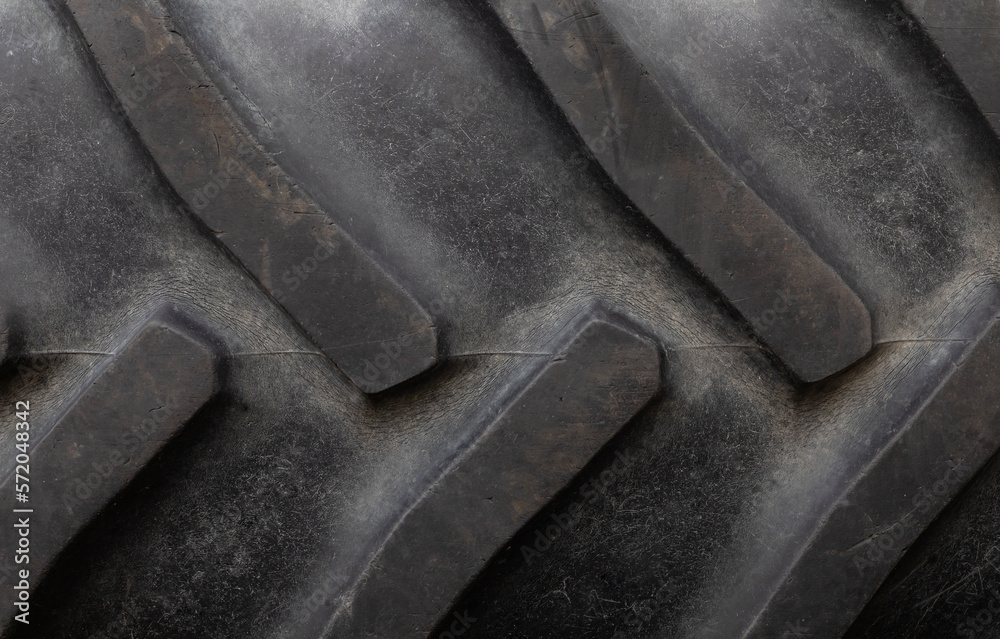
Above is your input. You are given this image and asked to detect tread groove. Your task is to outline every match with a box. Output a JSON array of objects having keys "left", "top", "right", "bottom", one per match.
[
  {"left": 486, "top": 0, "right": 874, "bottom": 382},
  {"left": 902, "top": 0, "right": 1000, "bottom": 136},
  {"left": 697, "top": 285, "right": 1000, "bottom": 639},
  {"left": 297, "top": 307, "right": 662, "bottom": 639}
]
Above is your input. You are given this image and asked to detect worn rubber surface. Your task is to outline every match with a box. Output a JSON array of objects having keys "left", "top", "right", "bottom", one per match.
[{"left": 1, "top": 0, "right": 1000, "bottom": 637}]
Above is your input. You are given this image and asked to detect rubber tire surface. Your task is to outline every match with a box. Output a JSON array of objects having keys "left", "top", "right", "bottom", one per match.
[{"left": 1, "top": 1, "right": 1000, "bottom": 638}]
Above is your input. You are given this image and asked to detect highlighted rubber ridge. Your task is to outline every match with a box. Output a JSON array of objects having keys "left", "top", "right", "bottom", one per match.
[
  {"left": 488, "top": 0, "right": 873, "bottom": 382},
  {"left": 697, "top": 287, "right": 1000, "bottom": 639},
  {"left": 313, "top": 307, "right": 662, "bottom": 639}
]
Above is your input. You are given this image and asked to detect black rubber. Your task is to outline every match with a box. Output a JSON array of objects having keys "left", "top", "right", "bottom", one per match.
[
  {"left": 1, "top": 0, "right": 1000, "bottom": 637},
  {"left": 489, "top": 0, "right": 874, "bottom": 383}
]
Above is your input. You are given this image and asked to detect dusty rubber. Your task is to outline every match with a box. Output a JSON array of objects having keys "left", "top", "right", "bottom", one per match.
[{"left": 1, "top": 0, "right": 1000, "bottom": 638}]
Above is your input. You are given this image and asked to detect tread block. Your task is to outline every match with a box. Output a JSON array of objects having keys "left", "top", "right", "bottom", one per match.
[
  {"left": 63, "top": 0, "right": 438, "bottom": 393},
  {"left": 0, "top": 307, "right": 218, "bottom": 627},
  {"left": 325, "top": 308, "right": 662, "bottom": 638},
  {"left": 902, "top": 0, "right": 1000, "bottom": 135},
  {"left": 719, "top": 306, "right": 1000, "bottom": 638},
  {"left": 488, "top": 0, "right": 873, "bottom": 382}
]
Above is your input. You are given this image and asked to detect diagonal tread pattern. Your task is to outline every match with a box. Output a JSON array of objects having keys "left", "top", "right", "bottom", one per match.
[
  {"left": 0, "top": 306, "right": 218, "bottom": 631},
  {"left": 902, "top": 0, "right": 1000, "bottom": 136},
  {"left": 705, "top": 290, "right": 1000, "bottom": 639},
  {"left": 321, "top": 308, "right": 661, "bottom": 639},
  {"left": 62, "top": 0, "right": 438, "bottom": 394},
  {"left": 486, "top": 0, "right": 873, "bottom": 383}
]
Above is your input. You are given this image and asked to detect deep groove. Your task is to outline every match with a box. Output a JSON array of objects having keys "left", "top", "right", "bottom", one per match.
[{"left": 283, "top": 307, "right": 662, "bottom": 639}]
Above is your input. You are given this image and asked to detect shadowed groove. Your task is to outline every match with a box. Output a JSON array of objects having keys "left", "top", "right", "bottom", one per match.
[
  {"left": 485, "top": 0, "right": 873, "bottom": 383},
  {"left": 276, "top": 306, "right": 662, "bottom": 639},
  {"left": 901, "top": 0, "right": 1000, "bottom": 136}
]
